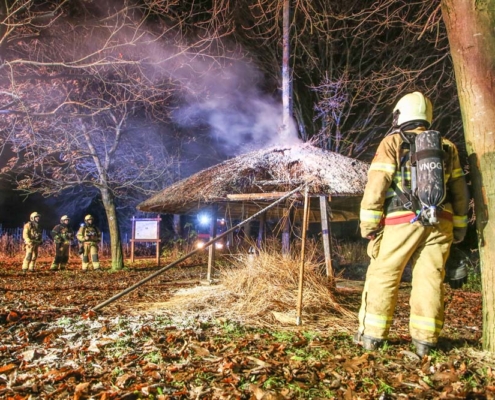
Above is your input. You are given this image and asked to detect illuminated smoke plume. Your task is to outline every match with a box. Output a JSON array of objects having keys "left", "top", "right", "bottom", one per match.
[
  {"left": 172, "top": 62, "right": 302, "bottom": 157},
  {"left": 55, "top": 0, "right": 302, "bottom": 159}
]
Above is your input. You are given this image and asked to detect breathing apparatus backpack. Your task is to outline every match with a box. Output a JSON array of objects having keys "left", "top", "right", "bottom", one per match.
[{"left": 391, "top": 130, "right": 447, "bottom": 225}]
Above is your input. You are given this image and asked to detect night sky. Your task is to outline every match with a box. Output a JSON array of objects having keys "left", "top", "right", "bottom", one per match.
[{"left": 0, "top": 181, "right": 58, "bottom": 229}]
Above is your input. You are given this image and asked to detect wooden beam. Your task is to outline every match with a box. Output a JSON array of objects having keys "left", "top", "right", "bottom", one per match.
[{"left": 227, "top": 192, "right": 304, "bottom": 201}]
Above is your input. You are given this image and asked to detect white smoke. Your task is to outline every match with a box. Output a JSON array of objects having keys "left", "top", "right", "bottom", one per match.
[
  {"left": 56, "top": 0, "right": 303, "bottom": 158},
  {"left": 141, "top": 27, "right": 303, "bottom": 156},
  {"left": 174, "top": 71, "right": 302, "bottom": 156}
]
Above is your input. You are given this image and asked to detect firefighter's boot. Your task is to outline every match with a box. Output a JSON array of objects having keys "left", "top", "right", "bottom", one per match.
[
  {"left": 353, "top": 332, "right": 384, "bottom": 351},
  {"left": 412, "top": 339, "right": 435, "bottom": 357}
]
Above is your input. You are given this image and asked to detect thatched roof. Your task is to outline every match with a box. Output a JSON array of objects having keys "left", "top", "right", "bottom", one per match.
[{"left": 137, "top": 144, "right": 369, "bottom": 221}]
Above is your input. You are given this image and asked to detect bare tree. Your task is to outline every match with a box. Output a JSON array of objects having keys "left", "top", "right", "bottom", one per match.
[
  {"left": 235, "top": 0, "right": 462, "bottom": 158},
  {"left": 0, "top": 0, "right": 243, "bottom": 269}
]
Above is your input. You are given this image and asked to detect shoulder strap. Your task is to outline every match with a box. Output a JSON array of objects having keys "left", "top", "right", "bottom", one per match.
[
  {"left": 389, "top": 134, "right": 418, "bottom": 211},
  {"left": 389, "top": 181, "right": 416, "bottom": 211}
]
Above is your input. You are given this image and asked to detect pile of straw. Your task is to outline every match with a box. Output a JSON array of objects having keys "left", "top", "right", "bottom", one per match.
[{"left": 163, "top": 244, "right": 357, "bottom": 330}]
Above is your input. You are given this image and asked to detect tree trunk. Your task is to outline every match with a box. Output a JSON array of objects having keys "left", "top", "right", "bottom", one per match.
[
  {"left": 442, "top": 0, "right": 495, "bottom": 353},
  {"left": 281, "top": 0, "right": 293, "bottom": 139},
  {"left": 101, "top": 188, "right": 124, "bottom": 270}
]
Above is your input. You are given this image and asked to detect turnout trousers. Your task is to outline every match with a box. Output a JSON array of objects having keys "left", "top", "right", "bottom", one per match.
[
  {"left": 51, "top": 242, "right": 70, "bottom": 270},
  {"left": 358, "top": 217, "right": 453, "bottom": 344},
  {"left": 82, "top": 242, "right": 100, "bottom": 271},
  {"left": 22, "top": 243, "right": 40, "bottom": 271}
]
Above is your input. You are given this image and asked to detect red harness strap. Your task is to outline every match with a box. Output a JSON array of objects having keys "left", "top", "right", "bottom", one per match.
[{"left": 384, "top": 211, "right": 453, "bottom": 225}]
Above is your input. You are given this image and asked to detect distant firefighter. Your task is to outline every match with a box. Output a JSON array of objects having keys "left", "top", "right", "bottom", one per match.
[
  {"left": 22, "top": 212, "right": 43, "bottom": 272},
  {"left": 50, "top": 215, "right": 74, "bottom": 271},
  {"left": 76, "top": 215, "right": 101, "bottom": 271}
]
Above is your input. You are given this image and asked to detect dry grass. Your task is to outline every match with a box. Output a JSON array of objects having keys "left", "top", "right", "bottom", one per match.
[
  {"left": 333, "top": 238, "right": 369, "bottom": 266},
  {"left": 149, "top": 240, "right": 357, "bottom": 331}
]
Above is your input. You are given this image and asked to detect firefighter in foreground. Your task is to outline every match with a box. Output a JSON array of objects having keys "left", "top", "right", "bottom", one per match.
[
  {"left": 76, "top": 215, "right": 101, "bottom": 271},
  {"left": 356, "top": 92, "right": 469, "bottom": 357},
  {"left": 50, "top": 215, "right": 74, "bottom": 271},
  {"left": 22, "top": 212, "right": 43, "bottom": 272}
]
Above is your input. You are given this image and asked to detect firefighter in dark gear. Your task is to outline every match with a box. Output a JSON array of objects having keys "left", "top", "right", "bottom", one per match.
[
  {"left": 50, "top": 215, "right": 74, "bottom": 271},
  {"left": 76, "top": 215, "right": 101, "bottom": 271},
  {"left": 355, "top": 92, "right": 469, "bottom": 357},
  {"left": 22, "top": 212, "right": 43, "bottom": 272}
]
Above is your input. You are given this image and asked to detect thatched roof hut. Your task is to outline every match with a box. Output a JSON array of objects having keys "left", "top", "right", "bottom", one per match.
[{"left": 137, "top": 144, "right": 369, "bottom": 222}]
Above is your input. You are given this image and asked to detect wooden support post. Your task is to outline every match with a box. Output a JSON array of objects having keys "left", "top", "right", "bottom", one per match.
[
  {"left": 130, "top": 217, "right": 136, "bottom": 263},
  {"left": 319, "top": 196, "right": 334, "bottom": 284},
  {"left": 227, "top": 219, "right": 234, "bottom": 250},
  {"left": 173, "top": 214, "right": 182, "bottom": 239},
  {"left": 282, "top": 207, "right": 291, "bottom": 255},
  {"left": 206, "top": 205, "right": 218, "bottom": 282},
  {"left": 296, "top": 187, "right": 310, "bottom": 325},
  {"left": 257, "top": 212, "right": 266, "bottom": 249},
  {"left": 156, "top": 218, "right": 161, "bottom": 267}
]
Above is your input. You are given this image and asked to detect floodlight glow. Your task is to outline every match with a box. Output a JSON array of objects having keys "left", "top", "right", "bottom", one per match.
[{"left": 198, "top": 214, "right": 210, "bottom": 226}]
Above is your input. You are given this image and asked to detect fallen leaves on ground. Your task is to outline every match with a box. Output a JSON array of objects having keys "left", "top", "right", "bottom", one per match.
[{"left": 0, "top": 257, "right": 493, "bottom": 399}]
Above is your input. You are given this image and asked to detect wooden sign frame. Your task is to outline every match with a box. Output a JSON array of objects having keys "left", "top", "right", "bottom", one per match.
[{"left": 130, "top": 216, "right": 161, "bottom": 266}]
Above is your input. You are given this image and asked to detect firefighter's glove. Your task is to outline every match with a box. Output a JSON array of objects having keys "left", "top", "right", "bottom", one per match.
[
  {"left": 453, "top": 227, "right": 467, "bottom": 244},
  {"left": 365, "top": 227, "right": 383, "bottom": 241},
  {"left": 445, "top": 247, "right": 469, "bottom": 289}
]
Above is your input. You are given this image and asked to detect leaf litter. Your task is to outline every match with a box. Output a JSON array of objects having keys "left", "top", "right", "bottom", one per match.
[{"left": 0, "top": 255, "right": 494, "bottom": 399}]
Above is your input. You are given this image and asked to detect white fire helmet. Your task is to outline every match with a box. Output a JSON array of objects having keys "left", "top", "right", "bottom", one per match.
[
  {"left": 30, "top": 212, "right": 41, "bottom": 221},
  {"left": 393, "top": 92, "right": 433, "bottom": 128}
]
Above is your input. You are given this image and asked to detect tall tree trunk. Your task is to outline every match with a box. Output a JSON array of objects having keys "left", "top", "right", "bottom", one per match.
[
  {"left": 442, "top": 0, "right": 495, "bottom": 353},
  {"left": 101, "top": 187, "right": 124, "bottom": 270},
  {"left": 281, "top": 0, "right": 293, "bottom": 139}
]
